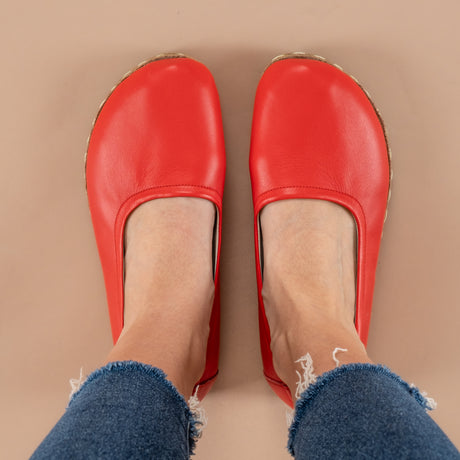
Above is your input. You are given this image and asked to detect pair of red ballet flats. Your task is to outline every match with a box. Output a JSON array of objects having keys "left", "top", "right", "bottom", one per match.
[{"left": 86, "top": 53, "right": 390, "bottom": 407}]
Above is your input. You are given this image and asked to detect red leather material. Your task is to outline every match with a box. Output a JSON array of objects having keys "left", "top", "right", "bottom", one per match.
[
  {"left": 86, "top": 57, "right": 226, "bottom": 399},
  {"left": 249, "top": 58, "right": 390, "bottom": 407}
]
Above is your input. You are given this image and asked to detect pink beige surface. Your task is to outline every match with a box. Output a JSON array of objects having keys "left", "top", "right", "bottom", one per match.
[{"left": 1, "top": 1, "right": 459, "bottom": 458}]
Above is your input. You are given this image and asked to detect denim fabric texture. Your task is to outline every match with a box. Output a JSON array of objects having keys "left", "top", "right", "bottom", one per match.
[
  {"left": 30, "top": 361, "right": 199, "bottom": 460},
  {"left": 30, "top": 361, "right": 460, "bottom": 459},
  {"left": 288, "top": 363, "right": 460, "bottom": 459}
]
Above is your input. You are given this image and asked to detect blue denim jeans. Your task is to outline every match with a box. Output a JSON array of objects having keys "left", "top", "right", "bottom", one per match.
[{"left": 31, "top": 361, "right": 459, "bottom": 459}]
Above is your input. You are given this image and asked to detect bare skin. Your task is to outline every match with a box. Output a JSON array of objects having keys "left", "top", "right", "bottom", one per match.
[
  {"left": 106, "top": 197, "right": 215, "bottom": 400},
  {"left": 106, "top": 196, "right": 370, "bottom": 402},
  {"left": 260, "top": 199, "right": 372, "bottom": 398}
]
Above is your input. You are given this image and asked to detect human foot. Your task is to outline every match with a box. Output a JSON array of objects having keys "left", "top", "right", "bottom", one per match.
[
  {"left": 260, "top": 199, "right": 372, "bottom": 398},
  {"left": 106, "top": 197, "right": 216, "bottom": 399}
]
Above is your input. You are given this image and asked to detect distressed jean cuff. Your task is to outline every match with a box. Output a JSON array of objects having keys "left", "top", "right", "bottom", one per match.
[
  {"left": 69, "top": 361, "right": 202, "bottom": 456},
  {"left": 288, "top": 363, "right": 438, "bottom": 457}
]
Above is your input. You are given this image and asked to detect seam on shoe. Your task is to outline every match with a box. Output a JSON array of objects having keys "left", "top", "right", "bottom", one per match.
[
  {"left": 119, "top": 183, "right": 223, "bottom": 207},
  {"left": 196, "top": 370, "right": 219, "bottom": 387},
  {"left": 255, "top": 185, "right": 367, "bottom": 214}
]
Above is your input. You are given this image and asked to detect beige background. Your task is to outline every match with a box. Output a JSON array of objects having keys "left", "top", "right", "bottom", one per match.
[{"left": 1, "top": 1, "right": 459, "bottom": 458}]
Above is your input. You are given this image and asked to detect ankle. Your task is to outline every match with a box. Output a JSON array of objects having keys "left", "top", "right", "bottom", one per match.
[
  {"left": 270, "top": 315, "right": 371, "bottom": 399},
  {"left": 109, "top": 313, "right": 210, "bottom": 399},
  {"left": 262, "top": 275, "right": 356, "bottom": 345}
]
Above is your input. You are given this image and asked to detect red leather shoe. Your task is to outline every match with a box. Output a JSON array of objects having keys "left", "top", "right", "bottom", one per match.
[
  {"left": 86, "top": 54, "right": 226, "bottom": 400},
  {"left": 249, "top": 53, "right": 391, "bottom": 407}
]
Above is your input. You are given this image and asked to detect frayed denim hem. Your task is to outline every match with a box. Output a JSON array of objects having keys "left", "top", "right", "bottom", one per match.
[
  {"left": 68, "top": 360, "right": 202, "bottom": 456},
  {"left": 287, "top": 363, "right": 434, "bottom": 456}
]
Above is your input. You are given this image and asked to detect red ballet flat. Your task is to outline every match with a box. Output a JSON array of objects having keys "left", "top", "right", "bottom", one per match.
[
  {"left": 86, "top": 54, "right": 226, "bottom": 399},
  {"left": 249, "top": 53, "right": 391, "bottom": 407}
]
